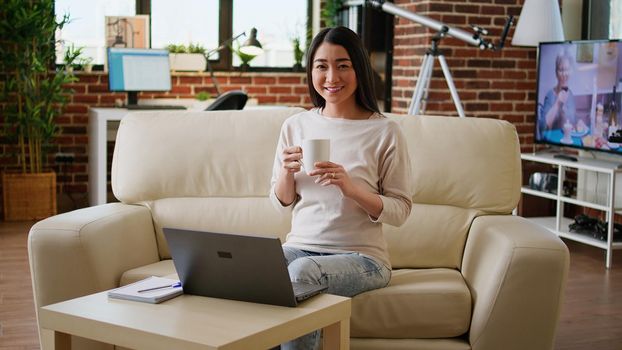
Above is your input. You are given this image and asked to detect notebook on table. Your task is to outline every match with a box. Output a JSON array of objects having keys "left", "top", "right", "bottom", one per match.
[{"left": 162, "top": 228, "right": 328, "bottom": 307}]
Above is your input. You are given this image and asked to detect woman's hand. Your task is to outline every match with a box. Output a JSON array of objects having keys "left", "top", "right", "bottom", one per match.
[
  {"left": 309, "top": 161, "right": 357, "bottom": 197},
  {"left": 281, "top": 146, "right": 303, "bottom": 174},
  {"left": 310, "top": 161, "right": 383, "bottom": 218}
]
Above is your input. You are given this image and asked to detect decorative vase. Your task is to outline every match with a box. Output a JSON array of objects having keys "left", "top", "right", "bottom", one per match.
[{"left": 2, "top": 172, "right": 57, "bottom": 221}]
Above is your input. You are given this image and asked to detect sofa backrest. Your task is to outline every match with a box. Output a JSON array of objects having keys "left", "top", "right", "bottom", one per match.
[
  {"left": 112, "top": 109, "right": 521, "bottom": 267},
  {"left": 384, "top": 113, "right": 521, "bottom": 269}
]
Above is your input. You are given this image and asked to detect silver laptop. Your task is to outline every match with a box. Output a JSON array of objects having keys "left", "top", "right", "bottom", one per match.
[{"left": 163, "top": 228, "right": 328, "bottom": 307}]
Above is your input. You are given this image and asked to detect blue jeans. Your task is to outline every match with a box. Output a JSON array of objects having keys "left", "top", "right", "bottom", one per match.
[{"left": 280, "top": 247, "right": 391, "bottom": 350}]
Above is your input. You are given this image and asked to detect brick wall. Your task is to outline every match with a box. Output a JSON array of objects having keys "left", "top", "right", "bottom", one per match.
[
  {"left": 0, "top": 71, "right": 310, "bottom": 215},
  {"left": 391, "top": 0, "right": 536, "bottom": 151}
]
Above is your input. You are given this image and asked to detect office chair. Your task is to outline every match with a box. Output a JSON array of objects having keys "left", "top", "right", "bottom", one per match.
[{"left": 205, "top": 90, "right": 248, "bottom": 111}]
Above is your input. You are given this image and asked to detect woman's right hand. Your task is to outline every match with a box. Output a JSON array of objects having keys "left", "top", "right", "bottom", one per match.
[
  {"left": 557, "top": 89, "right": 568, "bottom": 105},
  {"left": 281, "top": 146, "right": 303, "bottom": 174}
]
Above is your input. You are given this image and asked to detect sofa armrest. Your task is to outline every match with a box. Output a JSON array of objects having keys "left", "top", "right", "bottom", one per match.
[
  {"left": 461, "top": 215, "right": 569, "bottom": 350},
  {"left": 28, "top": 203, "right": 159, "bottom": 309}
]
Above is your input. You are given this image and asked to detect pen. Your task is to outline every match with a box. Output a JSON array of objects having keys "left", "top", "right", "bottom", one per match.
[{"left": 137, "top": 282, "right": 182, "bottom": 293}]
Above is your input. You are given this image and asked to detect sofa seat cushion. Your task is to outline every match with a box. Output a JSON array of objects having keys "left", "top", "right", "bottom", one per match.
[
  {"left": 351, "top": 268, "right": 471, "bottom": 338},
  {"left": 119, "top": 259, "right": 176, "bottom": 286}
]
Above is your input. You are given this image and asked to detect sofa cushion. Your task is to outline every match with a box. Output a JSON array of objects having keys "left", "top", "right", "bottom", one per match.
[
  {"left": 351, "top": 268, "right": 471, "bottom": 338},
  {"left": 384, "top": 204, "right": 480, "bottom": 269},
  {"left": 144, "top": 197, "right": 291, "bottom": 259},
  {"left": 386, "top": 113, "right": 521, "bottom": 214},
  {"left": 112, "top": 107, "right": 305, "bottom": 203}
]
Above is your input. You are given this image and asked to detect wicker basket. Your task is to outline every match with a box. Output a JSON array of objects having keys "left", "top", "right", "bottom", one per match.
[{"left": 2, "top": 172, "right": 57, "bottom": 221}]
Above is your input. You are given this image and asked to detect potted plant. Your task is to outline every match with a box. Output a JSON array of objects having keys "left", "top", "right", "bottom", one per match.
[
  {"left": 167, "top": 42, "right": 207, "bottom": 72},
  {"left": 0, "top": 0, "right": 78, "bottom": 220},
  {"left": 292, "top": 37, "right": 304, "bottom": 72},
  {"left": 79, "top": 56, "right": 94, "bottom": 73},
  {"left": 63, "top": 43, "right": 83, "bottom": 73}
]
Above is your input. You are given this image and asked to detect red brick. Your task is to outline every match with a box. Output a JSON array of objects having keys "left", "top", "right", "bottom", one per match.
[
  {"left": 179, "top": 76, "right": 203, "bottom": 84},
  {"left": 76, "top": 75, "right": 100, "bottom": 84},
  {"left": 171, "top": 86, "right": 191, "bottom": 94},
  {"left": 278, "top": 76, "right": 303, "bottom": 84},
  {"left": 73, "top": 95, "right": 98, "bottom": 103},
  {"left": 64, "top": 105, "right": 88, "bottom": 114},
  {"left": 230, "top": 76, "right": 252, "bottom": 84},
  {"left": 257, "top": 95, "right": 277, "bottom": 104},
  {"left": 246, "top": 86, "right": 267, "bottom": 94},
  {"left": 254, "top": 77, "right": 277, "bottom": 84},
  {"left": 277, "top": 95, "right": 302, "bottom": 103},
  {"left": 269, "top": 86, "right": 293, "bottom": 94},
  {"left": 88, "top": 84, "right": 110, "bottom": 93}
]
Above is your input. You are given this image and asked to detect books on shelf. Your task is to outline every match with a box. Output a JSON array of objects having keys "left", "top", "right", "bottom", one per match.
[{"left": 107, "top": 276, "right": 183, "bottom": 304}]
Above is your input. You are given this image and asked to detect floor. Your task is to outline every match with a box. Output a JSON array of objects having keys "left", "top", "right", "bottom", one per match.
[{"left": 0, "top": 220, "right": 621, "bottom": 350}]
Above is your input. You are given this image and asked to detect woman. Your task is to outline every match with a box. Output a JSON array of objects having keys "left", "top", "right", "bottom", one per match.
[
  {"left": 542, "top": 51, "right": 577, "bottom": 131},
  {"left": 270, "top": 26, "right": 413, "bottom": 349}
]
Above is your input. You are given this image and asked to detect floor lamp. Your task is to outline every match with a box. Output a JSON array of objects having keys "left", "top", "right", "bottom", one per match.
[{"left": 205, "top": 28, "right": 263, "bottom": 96}]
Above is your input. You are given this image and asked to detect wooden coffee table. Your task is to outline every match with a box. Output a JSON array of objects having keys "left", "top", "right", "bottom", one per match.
[{"left": 39, "top": 291, "right": 351, "bottom": 350}]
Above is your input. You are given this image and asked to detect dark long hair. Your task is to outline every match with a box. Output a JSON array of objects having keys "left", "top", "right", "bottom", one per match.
[{"left": 306, "top": 26, "right": 379, "bottom": 114}]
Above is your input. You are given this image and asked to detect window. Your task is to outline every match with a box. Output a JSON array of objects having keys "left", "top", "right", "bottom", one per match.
[
  {"left": 150, "top": 0, "right": 219, "bottom": 55},
  {"left": 54, "top": 0, "right": 135, "bottom": 64},
  {"left": 232, "top": 0, "right": 309, "bottom": 68},
  {"left": 54, "top": 0, "right": 310, "bottom": 70}
]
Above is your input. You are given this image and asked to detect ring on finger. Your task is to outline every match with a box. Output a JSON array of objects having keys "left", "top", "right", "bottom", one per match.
[{"left": 331, "top": 172, "right": 336, "bottom": 179}]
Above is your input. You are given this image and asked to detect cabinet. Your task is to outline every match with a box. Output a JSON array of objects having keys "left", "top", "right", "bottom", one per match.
[{"left": 521, "top": 153, "right": 622, "bottom": 268}]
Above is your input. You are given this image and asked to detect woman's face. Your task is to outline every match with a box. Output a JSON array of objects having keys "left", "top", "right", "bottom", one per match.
[
  {"left": 556, "top": 58, "right": 571, "bottom": 88},
  {"left": 311, "top": 42, "right": 358, "bottom": 108}
]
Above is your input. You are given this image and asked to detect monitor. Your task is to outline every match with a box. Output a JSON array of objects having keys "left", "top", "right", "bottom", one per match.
[
  {"left": 535, "top": 40, "right": 622, "bottom": 155},
  {"left": 107, "top": 48, "right": 172, "bottom": 106}
]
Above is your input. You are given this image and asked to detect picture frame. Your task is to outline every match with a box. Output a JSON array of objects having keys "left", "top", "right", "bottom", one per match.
[
  {"left": 105, "top": 15, "right": 150, "bottom": 48},
  {"left": 576, "top": 43, "right": 594, "bottom": 63}
]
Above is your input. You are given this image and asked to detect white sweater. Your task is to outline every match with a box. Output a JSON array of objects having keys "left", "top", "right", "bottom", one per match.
[{"left": 270, "top": 109, "right": 413, "bottom": 268}]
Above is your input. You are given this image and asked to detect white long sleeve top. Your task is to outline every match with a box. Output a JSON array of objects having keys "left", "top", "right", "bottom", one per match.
[{"left": 270, "top": 109, "right": 413, "bottom": 268}]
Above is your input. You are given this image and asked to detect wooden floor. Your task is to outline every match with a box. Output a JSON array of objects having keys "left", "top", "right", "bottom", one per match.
[{"left": 0, "top": 221, "right": 620, "bottom": 350}]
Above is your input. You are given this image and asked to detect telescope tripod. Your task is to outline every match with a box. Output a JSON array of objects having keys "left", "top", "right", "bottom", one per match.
[{"left": 409, "top": 27, "right": 466, "bottom": 118}]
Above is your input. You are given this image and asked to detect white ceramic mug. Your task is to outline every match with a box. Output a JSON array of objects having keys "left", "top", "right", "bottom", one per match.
[{"left": 301, "top": 139, "right": 330, "bottom": 175}]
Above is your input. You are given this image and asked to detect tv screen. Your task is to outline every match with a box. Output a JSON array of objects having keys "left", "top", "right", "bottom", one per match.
[
  {"left": 535, "top": 40, "right": 622, "bottom": 154},
  {"left": 107, "top": 48, "right": 171, "bottom": 105}
]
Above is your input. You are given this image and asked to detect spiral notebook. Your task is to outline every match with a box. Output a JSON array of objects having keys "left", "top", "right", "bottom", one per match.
[{"left": 107, "top": 276, "right": 183, "bottom": 304}]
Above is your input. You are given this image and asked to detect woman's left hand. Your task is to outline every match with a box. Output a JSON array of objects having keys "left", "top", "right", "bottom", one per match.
[{"left": 309, "top": 161, "right": 358, "bottom": 198}]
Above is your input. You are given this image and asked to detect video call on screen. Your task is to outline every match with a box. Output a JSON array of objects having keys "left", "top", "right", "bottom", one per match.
[{"left": 536, "top": 40, "right": 622, "bottom": 154}]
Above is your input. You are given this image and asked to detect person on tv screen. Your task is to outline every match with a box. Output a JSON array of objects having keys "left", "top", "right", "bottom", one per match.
[
  {"left": 541, "top": 51, "right": 577, "bottom": 133},
  {"left": 270, "top": 26, "right": 413, "bottom": 350}
]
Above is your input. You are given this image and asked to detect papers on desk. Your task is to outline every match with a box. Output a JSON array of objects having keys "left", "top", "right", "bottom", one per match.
[{"left": 107, "top": 276, "right": 183, "bottom": 304}]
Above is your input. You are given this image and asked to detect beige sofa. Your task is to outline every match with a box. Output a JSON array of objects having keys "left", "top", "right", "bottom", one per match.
[{"left": 29, "top": 107, "right": 569, "bottom": 350}]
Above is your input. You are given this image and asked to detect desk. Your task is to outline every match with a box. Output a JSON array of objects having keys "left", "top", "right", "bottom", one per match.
[
  {"left": 88, "top": 108, "right": 127, "bottom": 206},
  {"left": 39, "top": 291, "right": 351, "bottom": 350}
]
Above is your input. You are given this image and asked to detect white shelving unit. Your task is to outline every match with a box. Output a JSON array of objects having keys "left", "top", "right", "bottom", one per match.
[{"left": 521, "top": 152, "right": 622, "bottom": 268}]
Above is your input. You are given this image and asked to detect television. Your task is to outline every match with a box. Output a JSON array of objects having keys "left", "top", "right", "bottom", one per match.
[
  {"left": 107, "top": 48, "right": 172, "bottom": 106},
  {"left": 535, "top": 40, "right": 622, "bottom": 155}
]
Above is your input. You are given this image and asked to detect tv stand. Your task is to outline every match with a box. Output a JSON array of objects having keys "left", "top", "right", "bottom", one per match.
[{"left": 521, "top": 152, "right": 622, "bottom": 268}]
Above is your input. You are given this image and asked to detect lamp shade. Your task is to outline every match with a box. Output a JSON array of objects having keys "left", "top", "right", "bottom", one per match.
[
  {"left": 512, "top": 0, "right": 565, "bottom": 47},
  {"left": 239, "top": 28, "right": 263, "bottom": 56}
]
